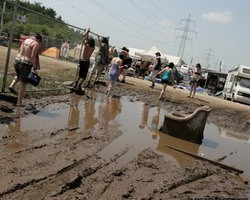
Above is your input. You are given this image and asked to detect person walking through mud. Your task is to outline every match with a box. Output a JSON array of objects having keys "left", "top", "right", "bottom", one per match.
[
  {"left": 118, "top": 47, "right": 132, "bottom": 83},
  {"left": 189, "top": 63, "right": 202, "bottom": 98},
  {"left": 106, "top": 53, "right": 125, "bottom": 96},
  {"left": 73, "top": 28, "right": 95, "bottom": 92},
  {"left": 134, "top": 59, "right": 142, "bottom": 78},
  {"left": 157, "top": 62, "right": 176, "bottom": 100},
  {"left": 108, "top": 46, "right": 118, "bottom": 64},
  {"left": 8, "top": 34, "right": 42, "bottom": 107},
  {"left": 148, "top": 52, "right": 162, "bottom": 89},
  {"left": 88, "top": 36, "right": 109, "bottom": 85}
]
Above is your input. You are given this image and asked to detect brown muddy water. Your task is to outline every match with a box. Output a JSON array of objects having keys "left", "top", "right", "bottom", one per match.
[{"left": 1, "top": 93, "right": 250, "bottom": 179}]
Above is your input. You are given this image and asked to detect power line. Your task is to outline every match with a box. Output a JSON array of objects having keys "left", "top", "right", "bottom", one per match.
[
  {"left": 60, "top": 0, "right": 153, "bottom": 42},
  {"left": 89, "top": 0, "right": 167, "bottom": 44},
  {"left": 89, "top": 0, "right": 162, "bottom": 34},
  {"left": 149, "top": 0, "right": 178, "bottom": 24},
  {"left": 128, "top": 0, "right": 165, "bottom": 28},
  {"left": 62, "top": 0, "right": 170, "bottom": 45}
]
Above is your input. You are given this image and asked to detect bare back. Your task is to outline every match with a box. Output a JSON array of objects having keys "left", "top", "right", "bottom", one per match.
[
  {"left": 16, "top": 38, "right": 40, "bottom": 68},
  {"left": 82, "top": 44, "right": 95, "bottom": 60}
]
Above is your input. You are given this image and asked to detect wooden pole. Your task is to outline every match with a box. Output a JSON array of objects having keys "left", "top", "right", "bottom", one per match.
[{"left": 165, "top": 144, "right": 244, "bottom": 174}]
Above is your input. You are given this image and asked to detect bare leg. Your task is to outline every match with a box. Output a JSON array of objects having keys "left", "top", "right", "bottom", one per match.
[
  {"left": 16, "top": 82, "right": 27, "bottom": 106},
  {"left": 159, "top": 84, "right": 167, "bottom": 100},
  {"left": 9, "top": 76, "right": 19, "bottom": 88},
  {"left": 107, "top": 82, "right": 113, "bottom": 96},
  {"left": 189, "top": 83, "right": 194, "bottom": 97},
  {"left": 9, "top": 76, "right": 19, "bottom": 94},
  {"left": 191, "top": 83, "right": 197, "bottom": 98}
]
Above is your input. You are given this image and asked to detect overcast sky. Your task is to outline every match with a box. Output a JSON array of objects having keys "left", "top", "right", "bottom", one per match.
[{"left": 26, "top": 0, "right": 250, "bottom": 72}]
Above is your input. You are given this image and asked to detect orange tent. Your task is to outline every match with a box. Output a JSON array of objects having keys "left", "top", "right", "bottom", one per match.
[{"left": 42, "top": 47, "right": 60, "bottom": 58}]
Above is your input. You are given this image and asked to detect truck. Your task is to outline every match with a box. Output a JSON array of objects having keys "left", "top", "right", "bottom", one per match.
[{"left": 223, "top": 65, "right": 250, "bottom": 105}]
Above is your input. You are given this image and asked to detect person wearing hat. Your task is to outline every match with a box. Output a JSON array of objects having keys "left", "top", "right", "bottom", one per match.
[{"left": 148, "top": 52, "right": 162, "bottom": 89}]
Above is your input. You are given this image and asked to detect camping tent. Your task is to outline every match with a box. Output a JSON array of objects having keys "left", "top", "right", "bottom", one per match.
[
  {"left": 135, "top": 46, "right": 168, "bottom": 63},
  {"left": 42, "top": 47, "right": 60, "bottom": 59}
]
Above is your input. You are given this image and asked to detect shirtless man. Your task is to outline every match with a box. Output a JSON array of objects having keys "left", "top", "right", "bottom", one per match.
[
  {"left": 74, "top": 28, "right": 95, "bottom": 91},
  {"left": 9, "top": 34, "right": 42, "bottom": 107}
]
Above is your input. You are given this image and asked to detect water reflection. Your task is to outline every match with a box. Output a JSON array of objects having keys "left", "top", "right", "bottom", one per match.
[
  {"left": 150, "top": 107, "right": 160, "bottom": 140},
  {"left": 218, "top": 126, "right": 250, "bottom": 143},
  {"left": 97, "top": 97, "right": 122, "bottom": 130},
  {"left": 5, "top": 118, "right": 27, "bottom": 150},
  {"left": 156, "top": 132, "right": 200, "bottom": 167},
  {"left": 138, "top": 104, "right": 200, "bottom": 167},
  {"left": 67, "top": 94, "right": 80, "bottom": 136},
  {"left": 138, "top": 103, "right": 149, "bottom": 130},
  {"left": 84, "top": 97, "right": 98, "bottom": 130},
  {"left": 138, "top": 104, "right": 161, "bottom": 140}
]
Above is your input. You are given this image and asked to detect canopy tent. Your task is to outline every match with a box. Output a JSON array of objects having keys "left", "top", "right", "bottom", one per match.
[
  {"left": 163, "top": 54, "right": 182, "bottom": 66},
  {"left": 135, "top": 46, "right": 168, "bottom": 63},
  {"left": 127, "top": 47, "right": 145, "bottom": 59}
]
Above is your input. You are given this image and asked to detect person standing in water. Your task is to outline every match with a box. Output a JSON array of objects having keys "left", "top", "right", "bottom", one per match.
[
  {"left": 8, "top": 33, "right": 42, "bottom": 106},
  {"left": 189, "top": 63, "right": 202, "bottom": 98},
  {"left": 106, "top": 53, "right": 125, "bottom": 96},
  {"left": 73, "top": 28, "right": 95, "bottom": 91}
]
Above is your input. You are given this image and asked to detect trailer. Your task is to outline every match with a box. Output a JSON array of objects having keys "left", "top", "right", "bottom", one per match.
[{"left": 223, "top": 65, "right": 250, "bottom": 105}]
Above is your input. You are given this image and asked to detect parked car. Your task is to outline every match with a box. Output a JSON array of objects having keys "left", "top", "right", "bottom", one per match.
[{"left": 180, "top": 64, "right": 192, "bottom": 75}]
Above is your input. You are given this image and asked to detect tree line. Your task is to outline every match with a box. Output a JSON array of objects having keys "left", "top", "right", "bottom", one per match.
[{"left": 0, "top": 0, "right": 83, "bottom": 47}]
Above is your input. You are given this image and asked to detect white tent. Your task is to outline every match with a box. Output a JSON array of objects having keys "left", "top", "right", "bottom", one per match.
[
  {"left": 135, "top": 46, "right": 168, "bottom": 63},
  {"left": 163, "top": 54, "right": 182, "bottom": 66},
  {"left": 128, "top": 47, "right": 145, "bottom": 59}
]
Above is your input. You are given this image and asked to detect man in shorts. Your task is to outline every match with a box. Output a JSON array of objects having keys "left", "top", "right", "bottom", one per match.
[
  {"left": 148, "top": 52, "right": 162, "bottom": 89},
  {"left": 74, "top": 28, "right": 95, "bottom": 91},
  {"left": 88, "top": 36, "right": 109, "bottom": 84}
]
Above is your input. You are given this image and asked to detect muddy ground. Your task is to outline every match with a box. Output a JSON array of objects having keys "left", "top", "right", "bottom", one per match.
[{"left": 0, "top": 51, "right": 250, "bottom": 199}]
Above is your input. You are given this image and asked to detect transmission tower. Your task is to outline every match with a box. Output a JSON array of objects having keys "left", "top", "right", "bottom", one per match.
[
  {"left": 176, "top": 14, "right": 197, "bottom": 61},
  {"left": 203, "top": 48, "right": 214, "bottom": 69}
]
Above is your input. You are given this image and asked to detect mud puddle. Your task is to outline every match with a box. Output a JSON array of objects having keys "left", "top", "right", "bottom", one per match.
[{"left": 1, "top": 93, "right": 250, "bottom": 180}]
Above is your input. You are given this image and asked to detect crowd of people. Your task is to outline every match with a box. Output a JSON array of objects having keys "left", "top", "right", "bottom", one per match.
[{"left": 7, "top": 28, "right": 203, "bottom": 107}]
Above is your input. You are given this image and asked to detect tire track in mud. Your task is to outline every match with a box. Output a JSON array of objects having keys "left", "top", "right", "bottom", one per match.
[
  {"left": 0, "top": 123, "right": 123, "bottom": 199},
  {"left": 1, "top": 146, "right": 131, "bottom": 200}
]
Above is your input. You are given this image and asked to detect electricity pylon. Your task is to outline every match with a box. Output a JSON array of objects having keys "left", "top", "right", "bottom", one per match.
[{"left": 175, "top": 14, "right": 197, "bottom": 61}]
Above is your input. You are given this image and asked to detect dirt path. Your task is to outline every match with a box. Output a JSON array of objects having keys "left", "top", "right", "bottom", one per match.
[{"left": 0, "top": 53, "right": 250, "bottom": 199}]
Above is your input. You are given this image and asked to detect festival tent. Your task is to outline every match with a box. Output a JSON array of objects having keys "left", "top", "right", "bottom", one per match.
[
  {"left": 42, "top": 47, "right": 60, "bottom": 59},
  {"left": 163, "top": 54, "right": 183, "bottom": 66},
  {"left": 127, "top": 47, "right": 145, "bottom": 59},
  {"left": 134, "top": 46, "right": 168, "bottom": 62}
]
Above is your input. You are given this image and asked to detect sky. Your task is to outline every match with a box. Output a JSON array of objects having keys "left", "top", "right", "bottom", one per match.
[{"left": 25, "top": 0, "right": 250, "bottom": 72}]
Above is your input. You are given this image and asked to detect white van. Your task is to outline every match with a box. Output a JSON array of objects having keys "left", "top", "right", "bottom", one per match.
[{"left": 223, "top": 65, "right": 250, "bottom": 105}]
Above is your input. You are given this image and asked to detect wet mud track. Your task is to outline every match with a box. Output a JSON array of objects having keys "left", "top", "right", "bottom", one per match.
[{"left": 0, "top": 79, "right": 250, "bottom": 199}]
